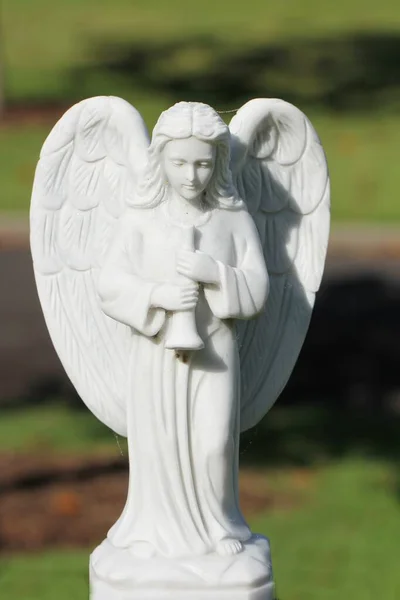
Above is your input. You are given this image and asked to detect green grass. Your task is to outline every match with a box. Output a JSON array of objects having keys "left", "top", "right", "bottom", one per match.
[
  {"left": 257, "top": 459, "right": 400, "bottom": 600},
  {"left": 0, "top": 403, "right": 399, "bottom": 597},
  {"left": 1, "top": 458, "right": 399, "bottom": 599},
  {"left": 0, "top": 402, "right": 126, "bottom": 455},
  {"left": 3, "top": 1, "right": 399, "bottom": 83},
  {"left": 0, "top": 550, "right": 89, "bottom": 600},
  {"left": 1, "top": 0, "right": 400, "bottom": 220}
]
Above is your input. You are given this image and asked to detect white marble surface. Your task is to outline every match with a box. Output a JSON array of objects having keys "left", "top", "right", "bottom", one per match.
[
  {"left": 30, "top": 96, "right": 329, "bottom": 598},
  {"left": 90, "top": 535, "right": 274, "bottom": 600}
]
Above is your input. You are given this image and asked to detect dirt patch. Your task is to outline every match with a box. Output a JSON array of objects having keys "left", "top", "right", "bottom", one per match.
[
  {"left": 1, "top": 104, "right": 68, "bottom": 129},
  {"left": 0, "top": 453, "right": 302, "bottom": 553}
]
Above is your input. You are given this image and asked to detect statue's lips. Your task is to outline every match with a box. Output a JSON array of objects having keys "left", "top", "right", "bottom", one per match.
[{"left": 182, "top": 185, "right": 197, "bottom": 190}]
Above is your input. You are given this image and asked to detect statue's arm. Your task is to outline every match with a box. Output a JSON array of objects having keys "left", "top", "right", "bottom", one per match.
[
  {"left": 98, "top": 218, "right": 165, "bottom": 337},
  {"left": 204, "top": 211, "right": 269, "bottom": 320}
]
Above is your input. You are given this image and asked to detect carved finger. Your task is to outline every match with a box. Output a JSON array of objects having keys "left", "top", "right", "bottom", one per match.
[
  {"left": 182, "top": 287, "right": 198, "bottom": 294},
  {"left": 176, "top": 265, "right": 189, "bottom": 274},
  {"left": 181, "top": 300, "right": 197, "bottom": 309},
  {"left": 177, "top": 261, "right": 192, "bottom": 271},
  {"left": 182, "top": 292, "right": 199, "bottom": 301},
  {"left": 177, "top": 267, "right": 195, "bottom": 279},
  {"left": 182, "top": 290, "right": 197, "bottom": 297},
  {"left": 182, "top": 301, "right": 197, "bottom": 309},
  {"left": 182, "top": 298, "right": 198, "bottom": 307}
]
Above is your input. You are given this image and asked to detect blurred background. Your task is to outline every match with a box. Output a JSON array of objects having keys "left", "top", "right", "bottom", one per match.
[{"left": 0, "top": 1, "right": 400, "bottom": 598}]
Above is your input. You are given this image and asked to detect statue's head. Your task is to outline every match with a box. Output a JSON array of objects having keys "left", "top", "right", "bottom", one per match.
[{"left": 136, "top": 102, "right": 241, "bottom": 210}]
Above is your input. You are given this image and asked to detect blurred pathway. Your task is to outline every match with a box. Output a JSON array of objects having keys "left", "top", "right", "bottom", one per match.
[{"left": 1, "top": 215, "right": 400, "bottom": 404}]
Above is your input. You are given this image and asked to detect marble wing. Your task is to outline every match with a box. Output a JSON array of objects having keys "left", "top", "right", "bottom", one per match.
[
  {"left": 229, "top": 99, "right": 330, "bottom": 432},
  {"left": 30, "top": 96, "right": 150, "bottom": 436}
]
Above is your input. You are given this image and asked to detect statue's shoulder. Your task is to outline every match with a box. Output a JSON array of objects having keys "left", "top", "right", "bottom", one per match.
[{"left": 213, "top": 206, "right": 253, "bottom": 233}]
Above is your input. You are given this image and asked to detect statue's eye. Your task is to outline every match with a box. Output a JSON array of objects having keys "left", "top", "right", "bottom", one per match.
[
  {"left": 172, "top": 160, "right": 184, "bottom": 167},
  {"left": 199, "top": 161, "right": 212, "bottom": 168}
]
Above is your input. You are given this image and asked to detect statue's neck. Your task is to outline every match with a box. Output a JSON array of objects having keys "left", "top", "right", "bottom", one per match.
[
  {"left": 164, "top": 192, "right": 212, "bottom": 228},
  {"left": 167, "top": 191, "right": 209, "bottom": 223}
]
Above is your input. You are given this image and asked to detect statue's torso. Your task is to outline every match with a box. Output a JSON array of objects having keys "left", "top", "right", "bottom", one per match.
[
  {"left": 125, "top": 204, "right": 239, "bottom": 284},
  {"left": 123, "top": 204, "right": 245, "bottom": 339}
]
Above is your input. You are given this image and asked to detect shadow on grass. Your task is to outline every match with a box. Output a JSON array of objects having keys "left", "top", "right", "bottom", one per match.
[
  {"left": 67, "top": 31, "right": 400, "bottom": 113},
  {"left": 241, "top": 270, "right": 400, "bottom": 489},
  {"left": 5, "top": 30, "right": 400, "bottom": 115},
  {"left": 240, "top": 404, "right": 400, "bottom": 469}
]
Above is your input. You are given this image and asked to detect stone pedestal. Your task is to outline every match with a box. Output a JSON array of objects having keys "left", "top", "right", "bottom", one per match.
[{"left": 90, "top": 535, "right": 275, "bottom": 600}]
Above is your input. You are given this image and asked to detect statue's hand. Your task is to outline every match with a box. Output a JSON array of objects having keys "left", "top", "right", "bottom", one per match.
[
  {"left": 177, "top": 250, "right": 219, "bottom": 285},
  {"left": 151, "top": 281, "right": 199, "bottom": 311}
]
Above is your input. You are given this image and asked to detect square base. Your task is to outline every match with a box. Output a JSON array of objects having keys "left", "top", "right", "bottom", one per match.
[
  {"left": 90, "top": 535, "right": 275, "bottom": 600},
  {"left": 90, "top": 575, "right": 275, "bottom": 600}
]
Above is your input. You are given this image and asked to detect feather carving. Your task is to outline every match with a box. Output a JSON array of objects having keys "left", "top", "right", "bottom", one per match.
[
  {"left": 230, "top": 99, "right": 330, "bottom": 432},
  {"left": 30, "top": 96, "right": 150, "bottom": 436}
]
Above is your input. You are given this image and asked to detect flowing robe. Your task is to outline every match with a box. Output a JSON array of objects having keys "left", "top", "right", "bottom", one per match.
[{"left": 98, "top": 203, "right": 269, "bottom": 558}]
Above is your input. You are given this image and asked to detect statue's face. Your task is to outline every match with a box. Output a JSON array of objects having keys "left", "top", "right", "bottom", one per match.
[{"left": 163, "top": 136, "right": 216, "bottom": 202}]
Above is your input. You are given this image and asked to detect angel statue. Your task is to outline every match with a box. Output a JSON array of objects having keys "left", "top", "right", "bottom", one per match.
[{"left": 30, "top": 96, "right": 329, "bottom": 599}]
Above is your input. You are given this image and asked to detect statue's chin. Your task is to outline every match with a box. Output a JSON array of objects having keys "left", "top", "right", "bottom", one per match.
[{"left": 178, "top": 190, "right": 203, "bottom": 203}]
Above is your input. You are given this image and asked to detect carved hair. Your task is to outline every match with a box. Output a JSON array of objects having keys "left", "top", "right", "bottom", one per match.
[{"left": 135, "top": 102, "right": 243, "bottom": 210}]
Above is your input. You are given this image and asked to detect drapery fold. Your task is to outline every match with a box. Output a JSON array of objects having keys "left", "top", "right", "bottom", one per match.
[{"left": 97, "top": 206, "right": 268, "bottom": 557}]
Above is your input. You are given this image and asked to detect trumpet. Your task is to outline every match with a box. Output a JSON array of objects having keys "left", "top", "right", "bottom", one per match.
[{"left": 165, "top": 226, "right": 204, "bottom": 352}]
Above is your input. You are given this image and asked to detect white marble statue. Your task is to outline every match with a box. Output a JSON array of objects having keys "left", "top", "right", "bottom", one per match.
[{"left": 30, "top": 97, "right": 330, "bottom": 599}]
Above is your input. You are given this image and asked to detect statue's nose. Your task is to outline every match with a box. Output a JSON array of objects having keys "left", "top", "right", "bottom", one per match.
[{"left": 186, "top": 164, "right": 196, "bottom": 182}]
